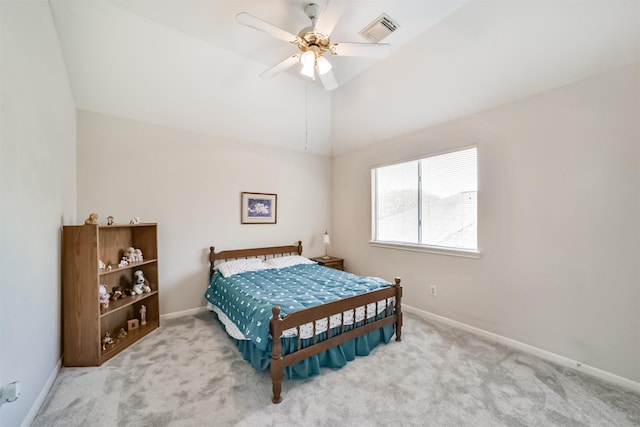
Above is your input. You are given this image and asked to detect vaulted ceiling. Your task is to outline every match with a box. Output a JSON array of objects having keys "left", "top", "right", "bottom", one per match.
[{"left": 50, "top": 0, "right": 640, "bottom": 156}]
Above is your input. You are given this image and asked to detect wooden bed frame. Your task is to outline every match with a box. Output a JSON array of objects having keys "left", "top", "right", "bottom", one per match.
[{"left": 209, "top": 241, "right": 403, "bottom": 404}]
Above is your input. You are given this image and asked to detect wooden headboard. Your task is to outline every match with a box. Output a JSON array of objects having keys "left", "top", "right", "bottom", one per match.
[{"left": 209, "top": 241, "right": 303, "bottom": 278}]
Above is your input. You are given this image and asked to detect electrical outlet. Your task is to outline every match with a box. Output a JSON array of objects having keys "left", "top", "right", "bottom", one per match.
[
  {"left": 430, "top": 285, "right": 437, "bottom": 297},
  {"left": 0, "top": 381, "right": 20, "bottom": 406}
]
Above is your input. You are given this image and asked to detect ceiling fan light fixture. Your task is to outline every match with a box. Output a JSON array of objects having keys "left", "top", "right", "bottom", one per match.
[
  {"left": 300, "top": 50, "right": 316, "bottom": 67},
  {"left": 300, "top": 63, "right": 315, "bottom": 78},
  {"left": 315, "top": 56, "right": 332, "bottom": 75}
]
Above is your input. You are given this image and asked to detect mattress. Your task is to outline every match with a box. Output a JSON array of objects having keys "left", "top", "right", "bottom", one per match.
[{"left": 205, "top": 263, "right": 393, "bottom": 350}]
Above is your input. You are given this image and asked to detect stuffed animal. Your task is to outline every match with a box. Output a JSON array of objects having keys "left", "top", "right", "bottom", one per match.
[
  {"left": 133, "top": 270, "right": 151, "bottom": 294},
  {"left": 110, "top": 286, "right": 124, "bottom": 301},
  {"left": 117, "top": 328, "right": 127, "bottom": 340},
  {"left": 84, "top": 213, "right": 98, "bottom": 225},
  {"left": 124, "top": 247, "right": 143, "bottom": 263},
  {"left": 125, "top": 247, "right": 136, "bottom": 263},
  {"left": 99, "top": 284, "right": 110, "bottom": 310},
  {"left": 102, "top": 331, "right": 114, "bottom": 351}
]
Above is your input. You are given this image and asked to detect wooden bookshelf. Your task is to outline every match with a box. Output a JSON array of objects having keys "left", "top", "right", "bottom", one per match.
[{"left": 62, "top": 223, "right": 160, "bottom": 366}]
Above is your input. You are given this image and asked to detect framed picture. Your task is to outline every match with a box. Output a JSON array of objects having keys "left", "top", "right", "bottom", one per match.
[{"left": 241, "top": 192, "right": 277, "bottom": 224}]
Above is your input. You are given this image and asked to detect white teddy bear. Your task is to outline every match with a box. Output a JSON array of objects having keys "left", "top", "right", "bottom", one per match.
[
  {"left": 99, "top": 284, "right": 110, "bottom": 309},
  {"left": 125, "top": 247, "right": 136, "bottom": 263},
  {"left": 125, "top": 247, "right": 144, "bottom": 263}
]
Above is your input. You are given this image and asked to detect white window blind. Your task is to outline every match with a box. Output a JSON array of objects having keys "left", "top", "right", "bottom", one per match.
[
  {"left": 375, "top": 160, "right": 419, "bottom": 244},
  {"left": 372, "top": 147, "right": 478, "bottom": 252}
]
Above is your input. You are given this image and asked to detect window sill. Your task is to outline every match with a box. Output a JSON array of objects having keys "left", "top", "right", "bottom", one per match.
[{"left": 369, "top": 241, "right": 481, "bottom": 259}]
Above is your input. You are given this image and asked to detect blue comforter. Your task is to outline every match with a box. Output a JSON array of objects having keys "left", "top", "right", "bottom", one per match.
[{"left": 205, "top": 264, "right": 391, "bottom": 351}]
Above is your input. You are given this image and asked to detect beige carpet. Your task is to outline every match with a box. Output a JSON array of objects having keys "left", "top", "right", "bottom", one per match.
[{"left": 32, "top": 312, "right": 640, "bottom": 426}]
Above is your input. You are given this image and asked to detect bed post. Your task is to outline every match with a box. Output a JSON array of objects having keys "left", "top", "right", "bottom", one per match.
[
  {"left": 209, "top": 246, "right": 216, "bottom": 279},
  {"left": 394, "top": 277, "right": 403, "bottom": 342},
  {"left": 296, "top": 240, "right": 302, "bottom": 255},
  {"left": 270, "top": 306, "right": 284, "bottom": 404}
]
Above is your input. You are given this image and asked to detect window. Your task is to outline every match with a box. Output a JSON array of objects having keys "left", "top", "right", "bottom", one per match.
[{"left": 371, "top": 147, "right": 478, "bottom": 254}]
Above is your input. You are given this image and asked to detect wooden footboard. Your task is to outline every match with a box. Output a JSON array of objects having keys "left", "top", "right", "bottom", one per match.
[{"left": 269, "top": 277, "right": 403, "bottom": 404}]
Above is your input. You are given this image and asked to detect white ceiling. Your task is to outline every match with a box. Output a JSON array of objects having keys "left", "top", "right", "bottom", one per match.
[
  {"left": 49, "top": 0, "right": 640, "bottom": 156},
  {"left": 109, "top": 0, "right": 468, "bottom": 86}
]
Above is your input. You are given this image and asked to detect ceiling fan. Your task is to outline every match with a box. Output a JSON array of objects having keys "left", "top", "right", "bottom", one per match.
[{"left": 237, "top": 2, "right": 392, "bottom": 90}]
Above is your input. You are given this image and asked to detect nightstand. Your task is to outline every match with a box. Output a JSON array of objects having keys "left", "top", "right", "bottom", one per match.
[{"left": 311, "top": 256, "right": 344, "bottom": 271}]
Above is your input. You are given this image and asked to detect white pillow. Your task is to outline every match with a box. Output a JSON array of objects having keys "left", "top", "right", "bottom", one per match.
[
  {"left": 217, "top": 258, "right": 269, "bottom": 278},
  {"left": 264, "top": 255, "right": 316, "bottom": 269}
]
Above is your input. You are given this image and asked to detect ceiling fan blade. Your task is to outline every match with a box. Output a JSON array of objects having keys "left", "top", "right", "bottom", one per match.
[
  {"left": 331, "top": 42, "right": 391, "bottom": 58},
  {"left": 260, "top": 54, "right": 301, "bottom": 79},
  {"left": 318, "top": 68, "right": 338, "bottom": 91},
  {"left": 236, "top": 12, "right": 300, "bottom": 43},
  {"left": 313, "top": 1, "right": 344, "bottom": 37}
]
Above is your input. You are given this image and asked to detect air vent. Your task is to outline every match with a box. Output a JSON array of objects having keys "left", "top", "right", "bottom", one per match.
[{"left": 359, "top": 14, "right": 400, "bottom": 43}]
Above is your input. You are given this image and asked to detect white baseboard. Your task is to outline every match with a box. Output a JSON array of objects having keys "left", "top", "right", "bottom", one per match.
[
  {"left": 21, "top": 358, "right": 61, "bottom": 427},
  {"left": 160, "top": 306, "right": 209, "bottom": 321},
  {"left": 403, "top": 304, "right": 640, "bottom": 394}
]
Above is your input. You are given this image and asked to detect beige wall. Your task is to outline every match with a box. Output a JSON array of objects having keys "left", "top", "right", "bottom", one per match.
[
  {"left": 0, "top": 2, "right": 77, "bottom": 426},
  {"left": 332, "top": 63, "right": 640, "bottom": 383},
  {"left": 77, "top": 111, "right": 332, "bottom": 315}
]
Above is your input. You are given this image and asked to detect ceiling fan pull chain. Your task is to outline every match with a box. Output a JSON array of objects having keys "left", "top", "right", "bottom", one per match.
[{"left": 305, "top": 84, "right": 309, "bottom": 152}]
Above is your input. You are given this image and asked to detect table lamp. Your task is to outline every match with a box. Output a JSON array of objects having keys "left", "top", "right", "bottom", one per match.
[{"left": 323, "top": 230, "right": 330, "bottom": 259}]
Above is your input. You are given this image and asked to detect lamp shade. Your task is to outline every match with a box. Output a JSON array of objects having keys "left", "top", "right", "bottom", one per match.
[
  {"left": 300, "top": 50, "right": 316, "bottom": 67},
  {"left": 315, "top": 56, "right": 332, "bottom": 75},
  {"left": 300, "top": 63, "right": 315, "bottom": 78},
  {"left": 323, "top": 231, "right": 330, "bottom": 244}
]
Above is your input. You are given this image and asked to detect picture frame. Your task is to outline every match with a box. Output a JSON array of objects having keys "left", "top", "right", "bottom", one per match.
[{"left": 241, "top": 192, "right": 277, "bottom": 224}]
